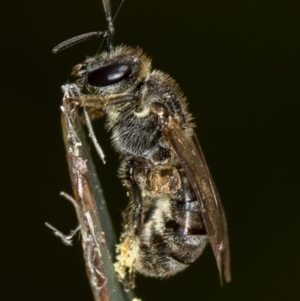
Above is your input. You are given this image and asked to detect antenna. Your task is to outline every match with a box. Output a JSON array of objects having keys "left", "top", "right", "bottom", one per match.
[{"left": 52, "top": 0, "right": 115, "bottom": 54}]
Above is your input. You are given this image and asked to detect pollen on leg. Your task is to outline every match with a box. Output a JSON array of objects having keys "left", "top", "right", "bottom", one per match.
[{"left": 114, "top": 228, "right": 139, "bottom": 281}]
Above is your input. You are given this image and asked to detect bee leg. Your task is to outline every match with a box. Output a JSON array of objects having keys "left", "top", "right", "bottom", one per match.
[
  {"left": 68, "top": 93, "right": 139, "bottom": 107},
  {"left": 67, "top": 93, "right": 140, "bottom": 122},
  {"left": 126, "top": 158, "right": 144, "bottom": 234},
  {"left": 68, "top": 93, "right": 140, "bottom": 118},
  {"left": 150, "top": 102, "right": 170, "bottom": 128},
  {"left": 107, "top": 94, "right": 140, "bottom": 106},
  {"left": 150, "top": 102, "right": 169, "bottom": 116},
  {"left": 115, "top": 157, "right": 145, "bottom": 290},
  {"left": 67, "top": 95, "right": 106, "bottom": 109}
]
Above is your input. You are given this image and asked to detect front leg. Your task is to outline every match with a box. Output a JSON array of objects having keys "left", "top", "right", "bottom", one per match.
[
  {"left": 63, "top": 83, "right": 140, "bottom": 120},
  {"left": 64, "top": 84, "right": 139, "bottom": 110}
]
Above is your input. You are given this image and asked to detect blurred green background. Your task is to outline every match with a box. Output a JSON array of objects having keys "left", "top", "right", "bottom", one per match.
[{"left": 1, "top": 0, "right": 299, "bottom": 300}]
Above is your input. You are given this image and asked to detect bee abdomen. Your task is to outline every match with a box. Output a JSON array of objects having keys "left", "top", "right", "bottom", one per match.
[
  {"left": 136, "top": 220, "right": 208, "bottom": 277},
  {"left": 136, "top": 190, "right": 208, "bottom": 277}
]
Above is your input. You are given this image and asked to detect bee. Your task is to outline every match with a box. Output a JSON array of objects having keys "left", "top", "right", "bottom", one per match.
[{"left": 54, "top": 0, "right": 231, "bottom": 290}]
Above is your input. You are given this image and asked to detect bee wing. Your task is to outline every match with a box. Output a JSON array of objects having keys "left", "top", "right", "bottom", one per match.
[{"left": 162, "top": 118, "right": 231, "bottom": 284}]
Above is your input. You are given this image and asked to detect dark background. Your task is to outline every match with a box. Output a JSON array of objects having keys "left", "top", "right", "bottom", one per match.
[{"left": 2, "top": 0, "right": 299, "bottom": 300}]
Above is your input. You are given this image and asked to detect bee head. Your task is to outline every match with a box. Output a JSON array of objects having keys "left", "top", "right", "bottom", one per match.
[{"left": 71, "top": 46, "right": 151, "bottom": 97}]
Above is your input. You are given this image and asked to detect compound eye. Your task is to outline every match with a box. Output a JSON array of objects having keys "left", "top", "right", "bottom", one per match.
[{"left": 87, "top": 62, "right": 132, "bottom": 87}]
